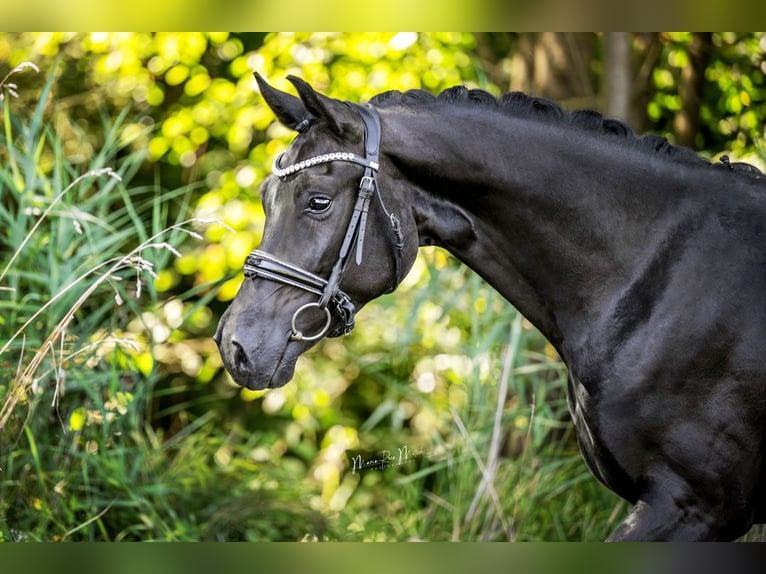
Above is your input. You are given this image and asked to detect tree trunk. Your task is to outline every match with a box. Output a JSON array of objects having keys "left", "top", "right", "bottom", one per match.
[
  {"left": 477, "top": 33, "right": 597, "bottom": 108},
  {"left": 604, "top": 33, "right": 633, "bottom": 124},
  {"left": 673, "top": 32, "right": 713, "bottom": 148}
]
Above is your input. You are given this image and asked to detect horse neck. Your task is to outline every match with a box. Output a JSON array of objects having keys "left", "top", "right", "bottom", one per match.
[{"left": 382, "top": 106, "right": 692, "bottom": 349}]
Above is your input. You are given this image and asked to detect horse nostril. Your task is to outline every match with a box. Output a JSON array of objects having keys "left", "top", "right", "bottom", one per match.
[{"left": 232, "top": 339, "right": 249, "bottom": 370}]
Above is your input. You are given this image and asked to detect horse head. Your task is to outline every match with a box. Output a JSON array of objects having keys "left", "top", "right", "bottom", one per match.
[{"left": 215, "top": 75, "right": 418, "bottom": 390}]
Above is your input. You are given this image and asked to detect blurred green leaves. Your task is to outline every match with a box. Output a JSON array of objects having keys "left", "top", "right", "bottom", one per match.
[
  {"left": 649, "top": 32, "right": 766, "bottom": 155},
  {"left": 0, "top": 33, "right": 484, "bottom": 305}
]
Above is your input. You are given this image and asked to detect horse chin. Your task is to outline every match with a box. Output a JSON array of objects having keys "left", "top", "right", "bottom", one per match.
[
  {"left": 224, "top": 345, "right": 300, "bottom": 391},
  {"left": 238, "top": 361, "right": 296, "bottom": 391}
]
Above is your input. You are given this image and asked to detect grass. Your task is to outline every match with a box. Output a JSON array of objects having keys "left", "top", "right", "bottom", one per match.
[
  {"left": 0, "top": 63, "right": 334, "bottom": 542},
  {"left": 317, "top": 262, "right": 628, "bottom": 542}
]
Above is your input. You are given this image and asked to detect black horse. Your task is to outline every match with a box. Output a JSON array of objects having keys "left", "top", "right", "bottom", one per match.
[{"left": 215, "top": 74, "right": 766, "bottom": 541}]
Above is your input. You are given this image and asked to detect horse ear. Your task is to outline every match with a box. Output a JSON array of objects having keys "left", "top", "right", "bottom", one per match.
[
  {"left": 254, "top": 73, "right": 313, "bottom": 132},
  {"left": 287, "top": 75, "right": 350, "bottom": 138}
]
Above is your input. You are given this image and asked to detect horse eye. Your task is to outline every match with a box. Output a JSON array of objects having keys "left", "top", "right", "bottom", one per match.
[{"left": 307, "top": 196, "right": 332, "bottom": 213}]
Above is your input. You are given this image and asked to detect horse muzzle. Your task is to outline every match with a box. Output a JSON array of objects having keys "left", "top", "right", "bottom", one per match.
[
  {"left": 213, "top": 282, "right": 333, "bottom": 390},
  {"left": 214, "top": 326, "right": 305, "bottom": 390}
]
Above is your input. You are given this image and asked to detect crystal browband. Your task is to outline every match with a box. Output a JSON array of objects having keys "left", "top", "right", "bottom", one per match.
[{"left": 272, "top": 151, "right": 379, "bottom": 179}]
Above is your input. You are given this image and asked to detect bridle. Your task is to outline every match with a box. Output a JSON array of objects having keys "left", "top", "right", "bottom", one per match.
[{"left": 243, "top": 103, "right": 403, "bottom": 342}]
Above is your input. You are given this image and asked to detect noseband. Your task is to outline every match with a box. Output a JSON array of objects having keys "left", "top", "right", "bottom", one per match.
[{"left": 243, "top": 103, "right": 403, "bottom": 342}]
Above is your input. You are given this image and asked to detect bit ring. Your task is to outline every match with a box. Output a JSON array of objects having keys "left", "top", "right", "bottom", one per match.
[{"left": 290, "top": 303, "right": 332, "bottom": 342}]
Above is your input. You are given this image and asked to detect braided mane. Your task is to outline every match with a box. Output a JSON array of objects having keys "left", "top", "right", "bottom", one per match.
[{"left": 370, "top": 86, "right": 763, "bottom": 179}]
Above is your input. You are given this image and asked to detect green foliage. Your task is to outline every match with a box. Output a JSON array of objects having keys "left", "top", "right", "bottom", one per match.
[
  {"left": 2, "top": 33, "right": 766, "bottom": 542},
  {"left": 0, "top": 67, "right": 331, "bottom": 542},
  {"left": 648, "top": 32, "right": 766, "bottom": 159}
]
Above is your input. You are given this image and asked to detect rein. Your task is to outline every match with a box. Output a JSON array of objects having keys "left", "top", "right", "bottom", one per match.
[{"left": 243, "top": 103, "right": 403, "bottom": 342}]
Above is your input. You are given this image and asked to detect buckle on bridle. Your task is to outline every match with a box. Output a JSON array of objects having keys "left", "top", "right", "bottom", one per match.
[{"left": 359, "top": 175, "right": 376, "bottom": 194}]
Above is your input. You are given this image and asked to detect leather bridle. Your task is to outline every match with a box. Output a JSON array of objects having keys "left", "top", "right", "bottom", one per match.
[{"left": 243, "top": 103, "right": 403, "bottom": 342}]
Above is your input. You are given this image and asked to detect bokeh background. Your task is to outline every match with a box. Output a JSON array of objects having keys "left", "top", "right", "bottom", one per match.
[{"left": 1, "top": 32, "right": 765, "bottom": 541}]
